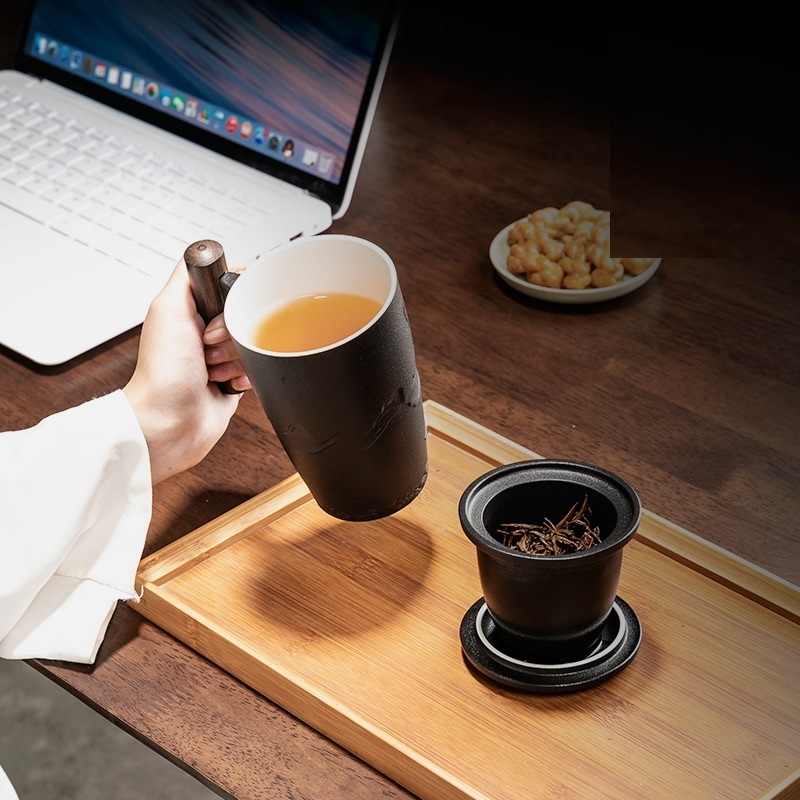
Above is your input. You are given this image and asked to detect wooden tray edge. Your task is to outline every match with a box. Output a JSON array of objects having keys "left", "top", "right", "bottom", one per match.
[
  {"left": 633, "top": 508, "right": 800, "bottom": 624},
  {"left": 137, "top": 473, "right": 311, "bottom": 587},
  {"left": 761, "top": 766, "right": 800, "bottom": 800}
]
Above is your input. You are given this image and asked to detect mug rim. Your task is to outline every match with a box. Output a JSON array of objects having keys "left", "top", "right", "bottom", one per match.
[{"left": 224, "top": 234, "right": 398, "bottom": 357}]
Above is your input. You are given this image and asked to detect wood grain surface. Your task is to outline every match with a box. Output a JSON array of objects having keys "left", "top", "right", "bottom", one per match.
[
  {"left": 2, "top": 4, "right": 799, "bottom": 799},
  {"left": 132, "top": 402, "right": 800, "bottom": 800}
]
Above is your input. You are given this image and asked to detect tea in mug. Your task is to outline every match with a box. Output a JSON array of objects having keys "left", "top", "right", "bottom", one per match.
[{"left": 252, "top": 292, "right": 382, "bottom": 352}]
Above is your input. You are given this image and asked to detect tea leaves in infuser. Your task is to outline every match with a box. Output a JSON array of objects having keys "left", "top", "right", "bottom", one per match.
[{"left": 497, "top": 495, "right": 602, "bottom": 555}]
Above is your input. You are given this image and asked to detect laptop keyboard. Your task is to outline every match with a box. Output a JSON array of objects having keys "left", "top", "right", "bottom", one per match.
[{"left": 0, "top": 86, "right": 282, "bottom": 279}]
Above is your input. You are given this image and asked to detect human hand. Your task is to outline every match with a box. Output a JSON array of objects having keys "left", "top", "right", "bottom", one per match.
[
  {"left": 203, "top": 314, "right": 253, "bottom": 392},
  {"left": 123, "top": 260, "right": 251, "bottom": 484}
]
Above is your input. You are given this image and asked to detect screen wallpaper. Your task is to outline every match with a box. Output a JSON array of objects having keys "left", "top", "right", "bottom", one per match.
[{"left": 24, "top": 0, "right": 390, "bottom": 185}]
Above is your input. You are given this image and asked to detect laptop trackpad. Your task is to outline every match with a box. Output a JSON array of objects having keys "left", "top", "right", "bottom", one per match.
[{"left": 0, "top": 213, "right": 159, "bottom": 366}]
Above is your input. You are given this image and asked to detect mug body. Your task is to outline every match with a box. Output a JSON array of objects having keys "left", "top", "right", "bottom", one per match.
[{"left": 224, "top": 235, "right": 428, "bottom": 520}]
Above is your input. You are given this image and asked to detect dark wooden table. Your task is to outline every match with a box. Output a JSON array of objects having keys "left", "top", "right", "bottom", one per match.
[{"left": 2, "top": 5, "right": 799, "bottom": 799}]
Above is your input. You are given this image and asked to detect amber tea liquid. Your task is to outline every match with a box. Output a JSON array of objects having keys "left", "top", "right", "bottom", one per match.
[{"left": 252, "top": 292, "right": 382, "bottom": 352}]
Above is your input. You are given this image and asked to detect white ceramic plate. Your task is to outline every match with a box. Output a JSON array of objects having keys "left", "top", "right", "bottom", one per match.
[{"left": 490, "top": 220, "right": 661, "bottom": 304}]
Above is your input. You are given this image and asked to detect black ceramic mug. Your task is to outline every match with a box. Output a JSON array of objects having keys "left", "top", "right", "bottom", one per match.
[{"left": 186, "top": 235, "right": 428, "bottom": 522}]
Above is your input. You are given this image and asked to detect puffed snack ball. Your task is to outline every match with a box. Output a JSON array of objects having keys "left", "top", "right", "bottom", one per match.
[{"left": 506, "top": 202, "right": 656, "bottom": 289}]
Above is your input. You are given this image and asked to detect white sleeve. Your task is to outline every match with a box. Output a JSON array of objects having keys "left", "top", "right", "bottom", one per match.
[
  {"left": 0, "top": 390, "right": 152, "bottom": 664},
  {"left": 0, "top": 764, "right": 19, "bottom": 800}
]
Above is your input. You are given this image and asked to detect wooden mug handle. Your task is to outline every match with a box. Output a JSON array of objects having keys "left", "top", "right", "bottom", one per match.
[{"left": 184, "top": 239, "right": 240, "bottom": 395}]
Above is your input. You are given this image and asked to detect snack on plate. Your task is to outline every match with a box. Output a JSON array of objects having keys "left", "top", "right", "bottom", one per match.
[{"left": 506, "top": 201, "right": 656, "bottom": 289}]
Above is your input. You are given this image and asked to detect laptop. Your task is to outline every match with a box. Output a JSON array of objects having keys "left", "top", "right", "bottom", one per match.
[{"left": 0, "top": 0, "right": 399, "bottom": 365}]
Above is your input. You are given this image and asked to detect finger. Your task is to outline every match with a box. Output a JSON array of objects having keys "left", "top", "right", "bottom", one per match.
[
  {"left": 204, "top": 340, "right": 239, "bottom": 366},
  {"left": 161, "top": 258, "right": 193, "bottom": 300},
  {"left": 203, "top": 314, "right": 230, "bottom": 345},
  {"left": 152, "top": 258, "right": 204, "bottom": 321},
  {"left": 208, "top": 360, "right": 252, "bottom": 388},
  {"left": 229, "top": 373, "right": 253, "bottom": 392}
]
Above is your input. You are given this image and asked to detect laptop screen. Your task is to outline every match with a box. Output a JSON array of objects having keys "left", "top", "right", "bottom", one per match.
[{"left": 16, "top": 0, "right": 398, "bottom": 215}]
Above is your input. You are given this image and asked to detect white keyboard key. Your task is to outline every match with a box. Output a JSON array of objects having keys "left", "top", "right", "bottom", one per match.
[
  {"left": 67, "top": 119, "right": 95, "bottom": 136},
  {"left": 89, "top": 184, "right": 125, "bottom": 206},
  {"left": 39, "top": 184, "right": 76, "bottom": 206},
  {"left": 88, "top": 128, "right": 114, "bottom": 144},
  {"left": 127, "top": 200, "right": 157, "bottom": 223},
  {"left": 4, "top": 169, "right": 34, "bottom": 187},
  {"left": 109, "top": 188, "right": 139, "bottom": 212},
  {"left": 69, "top": 154, "right": 105, "bottom": 176},
  {"left": 3, "top": 124, "right": 29, "bottom": 143},
  {"left": 32, "top": 139, "right": 65, "bottom": 160},
  {"left": 55, "top": 188, "right": 87, "bottom": 209},
  {"left": 15, "top": 111, "right": 44, "bottom": 128},
  {"left": 140, "top": 228, "right": 185, "bottom": 260},
  {"left": 53, "top": 167, "right": 84, "bottom": 187},
  {"left": 122, "top": 160, "right": 153, "bottom": 179},
  {"left": 123, "top": 247, "right": 175, "bottom": 280},
  {"left": 22, "top": 174, "right": 52, "bottom": 195},
  {"left": 0, "top": 182, "right": 60, "bottom": 222},
  {"left": 149, "top": 187, "right": 180, "bottom": 210},
  {"left": 50, "top": 213, "right": 96, "bottom": 239},
  {"left": 36, "top": 118, "right": 62, "bottom": 136},
  {"left": 76, "top": 196, "right": 110, "bottom": 220},
  {"left": 221, "top": 201, "right": 265, "bottom": 225},
  {"left": 71, "top": 174, "right": 104, "bottom": 196},
  {"left": 93, "top": 142, "right": 118, "bottom": 161},
  {"left": 133, "top": 171, "right": 157, "bottom": 191},
  {"left": 14, "top": 151, "right": 48, "bottom": 171},
  {"left": 99, "top": 208, "right": 138, "bottom": 237},
  {"left": 163, "top": 215, "right": 208, "bottom": 246},
  {"left": 116, "top": 240, "right": 162, "bottom": 273},
  {"left": 52, "top": 127, "right": 78, "bottom": 146},
  {"left": 25, "top": 135, "right": 49, "bottom": 151},
  {"left": 187, "top": 205, "right": 228, "bottom": 233},
  {"left": 106, "top": 171, "right": 135, "bottom": 191},
  {"left": 0, "top": 140, "right": 27, "bottom": 160},
  {"left": 74, "top": 137, "right": 99, "bottom": 153},
  {"left": 52, "top": 147, "right": 83, "bottom": 166}
]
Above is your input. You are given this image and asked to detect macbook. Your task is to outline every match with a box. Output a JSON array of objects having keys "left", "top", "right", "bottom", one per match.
[{"left": 0, "top": 0, "right": 399, "bottom": 365}]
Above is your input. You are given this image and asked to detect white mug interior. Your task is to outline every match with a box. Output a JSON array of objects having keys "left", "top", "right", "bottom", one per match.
[{"left": 223, "top": 235, "right": 397, "bottom": 356}]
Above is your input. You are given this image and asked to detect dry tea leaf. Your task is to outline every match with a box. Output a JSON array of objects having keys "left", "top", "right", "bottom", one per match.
[{"left": 498, "top": 495, "right": 602, "bottom": 556}]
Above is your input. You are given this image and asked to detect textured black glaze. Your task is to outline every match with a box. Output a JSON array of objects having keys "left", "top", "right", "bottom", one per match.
[
  {"left": 459, "top": 460, "right": 641, "bottom": 661},
  {"left": 234, "top": 288, "right": 428, "bottom": 521}
]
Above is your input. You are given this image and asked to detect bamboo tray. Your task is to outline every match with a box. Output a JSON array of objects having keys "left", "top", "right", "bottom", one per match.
[{"left": 132, "top": 401, "right": 800, "bottom": 800}]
